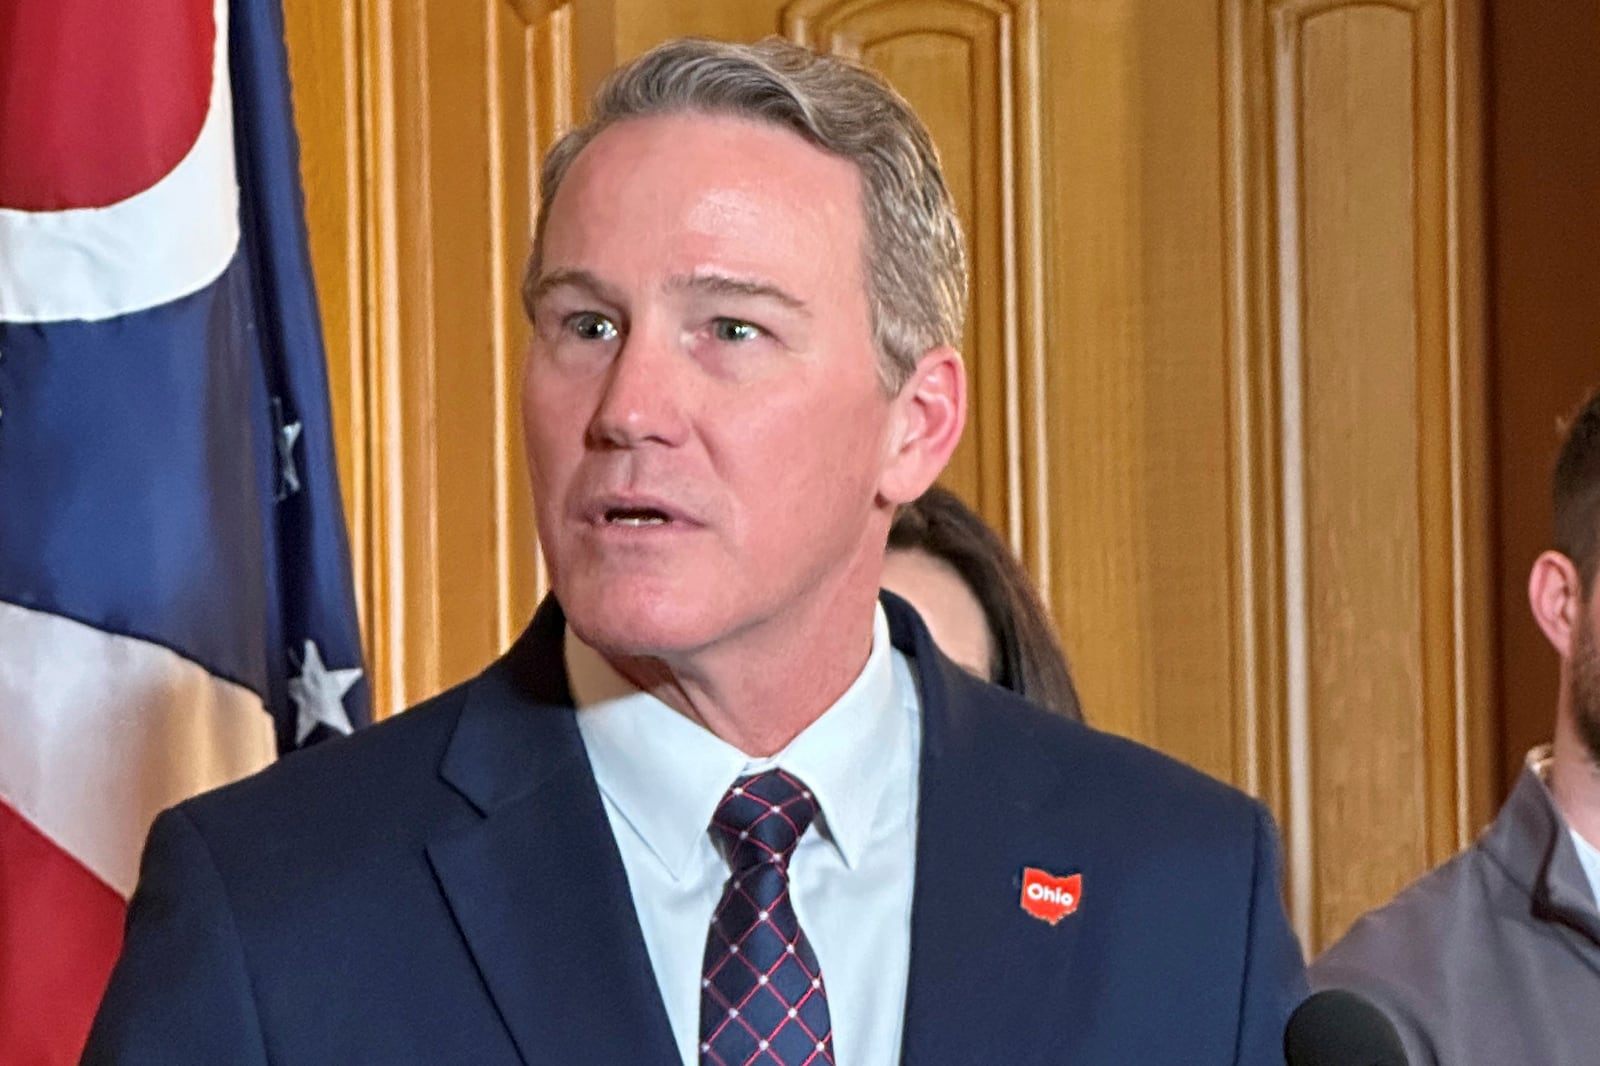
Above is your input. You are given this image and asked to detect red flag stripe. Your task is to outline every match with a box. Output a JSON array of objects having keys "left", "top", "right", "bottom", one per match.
[
  {"left": 0, "top": 0, "right": 238, "bottom": 324},
  {"left": 0, "top": 0, "right": 214, "bottom": 210},
  {"left": 0, "top": 801, "right": 126, "bottom": 1066}
]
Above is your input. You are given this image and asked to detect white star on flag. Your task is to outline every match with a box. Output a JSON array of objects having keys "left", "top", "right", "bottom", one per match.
[
  {"left": 287, "top": 639, "right": 362, "bottom": 745},
  {"left": 272, "top": 396, "right": 304, "bottom": 501}
]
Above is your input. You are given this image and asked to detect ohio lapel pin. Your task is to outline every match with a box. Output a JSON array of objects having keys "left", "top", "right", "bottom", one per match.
[{"left": 1020, "top": 866, "right": 1082, "bottom": 925}]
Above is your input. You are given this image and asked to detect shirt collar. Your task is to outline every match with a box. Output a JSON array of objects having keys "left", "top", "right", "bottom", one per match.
[{"left": 568, "top": 605, "right": 906, "bottom": 880}]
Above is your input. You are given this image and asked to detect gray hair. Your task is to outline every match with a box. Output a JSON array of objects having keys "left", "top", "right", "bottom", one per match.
[{"left": 525, "top": 36, "right": 967, "bottom": 393}]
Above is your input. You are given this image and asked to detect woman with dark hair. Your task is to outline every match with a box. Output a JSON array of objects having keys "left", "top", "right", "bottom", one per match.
[{"left": 883, "top": 486, "right": 1084, "bottom": 721}]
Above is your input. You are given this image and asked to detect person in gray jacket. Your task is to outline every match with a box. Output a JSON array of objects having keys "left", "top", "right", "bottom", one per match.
[{"left": 1311, "top": 385, "right": 1600, "bottom": 1065}]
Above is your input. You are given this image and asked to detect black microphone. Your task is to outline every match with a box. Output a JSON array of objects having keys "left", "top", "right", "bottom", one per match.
[{"left": 1284, "top": 989, "right": 1409, "bottom": 1066}]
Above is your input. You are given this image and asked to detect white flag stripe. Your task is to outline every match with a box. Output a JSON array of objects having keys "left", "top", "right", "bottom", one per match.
[
  {"left": 0, "top": 0, "right": 237, "bottom": 324},
  {"left": 0, "top": 600, "right": 276, "bottom": 897}
]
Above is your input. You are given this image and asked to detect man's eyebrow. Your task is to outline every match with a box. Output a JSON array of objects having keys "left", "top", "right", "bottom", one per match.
[
  {"left": 668, "top": 272, "right": 810, "bottom": 315},
  {"left": 523, "top": 268, "right": 812, "bottom": 319},
  {"left": 523, "top": 268, "right": 616, "bottom": 319}
]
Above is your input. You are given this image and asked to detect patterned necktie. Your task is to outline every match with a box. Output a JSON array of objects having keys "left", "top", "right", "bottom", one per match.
[{"left": 700, "top": 769, "right": 835, "bottom": 1066}]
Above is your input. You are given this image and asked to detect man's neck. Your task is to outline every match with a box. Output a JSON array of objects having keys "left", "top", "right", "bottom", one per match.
[
  {"left": 597, "top": 585, "right": 883, "bottom": 758},
  {"left": 1549, "top": 710, "right": 1600, "bottom": 850}
]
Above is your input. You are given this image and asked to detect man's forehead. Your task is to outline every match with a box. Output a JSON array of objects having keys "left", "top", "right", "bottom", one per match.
[
  {"left": 525, "top": 111, "right": 868, "bottom": 319},
  {"left": 550, "top": 112, "right": 862, "bottom": 216}
]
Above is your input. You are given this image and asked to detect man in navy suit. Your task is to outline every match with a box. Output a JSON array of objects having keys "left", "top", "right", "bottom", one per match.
[{"left": 85, "top": 36, "right": 1306, "bottom": 1065}]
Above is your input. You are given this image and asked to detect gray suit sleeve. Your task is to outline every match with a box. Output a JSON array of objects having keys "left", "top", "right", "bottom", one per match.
[
  {"left": 1311, "top": 934, "right": 1441, "bottom": 1066},
  {"left": 80, "top": 806, "right": 269, "bottom": 1065},
  {"left": 1235, "top": 801, "right": 1311, "bottom": 1066}
]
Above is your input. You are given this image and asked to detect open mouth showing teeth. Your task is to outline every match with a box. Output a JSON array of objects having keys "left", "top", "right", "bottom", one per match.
[{"left": 605, "top": 508, "right": 670, "bottom": 527}]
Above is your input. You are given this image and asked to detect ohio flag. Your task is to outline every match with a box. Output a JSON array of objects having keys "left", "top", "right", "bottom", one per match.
[{"left": 0, "top": 0, "right": 369, "bottom": 1060}]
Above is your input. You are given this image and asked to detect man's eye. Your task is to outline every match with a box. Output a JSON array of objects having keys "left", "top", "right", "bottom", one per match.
[
  {"left": 712, "top": 318, "right": 761, "bottom": 343},
  {"left": 568, "top": 312, "right": 619, "bottom": 341}
]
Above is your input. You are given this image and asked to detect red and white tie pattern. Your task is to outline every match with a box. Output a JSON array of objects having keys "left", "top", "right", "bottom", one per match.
[{"left": 700, "top": 769, "right": 834, "bottom": 1066}]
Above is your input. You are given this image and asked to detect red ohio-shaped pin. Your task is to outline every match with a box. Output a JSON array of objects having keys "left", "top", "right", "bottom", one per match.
[{"left": 1020, "top": 867, "right": 1082, "bottom": 925}]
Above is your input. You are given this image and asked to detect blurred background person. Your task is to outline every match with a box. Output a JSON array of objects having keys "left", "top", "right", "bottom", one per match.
[{"left": 884, "top": 486, "right": 1083, "bottom": 721}]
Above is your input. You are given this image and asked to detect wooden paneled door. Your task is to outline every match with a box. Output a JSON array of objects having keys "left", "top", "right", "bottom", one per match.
[{"left": 283, "top": 0, "right": 1492, "bottom": 953}]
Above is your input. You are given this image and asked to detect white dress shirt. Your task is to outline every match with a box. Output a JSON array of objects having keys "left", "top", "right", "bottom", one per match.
[
  {"left": 568, "top": 606, "right": 921, "bottom": 1066},
  {"left": 1570, "top": 827, "right": 1600, "bottom": 909}
]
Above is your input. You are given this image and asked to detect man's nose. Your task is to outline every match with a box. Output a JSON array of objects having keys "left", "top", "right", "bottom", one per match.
[{"left": 586, "top": 326, "right": 689, "bottom": 449}]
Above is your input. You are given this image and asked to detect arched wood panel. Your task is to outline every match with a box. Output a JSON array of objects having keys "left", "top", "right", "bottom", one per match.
[{"left": 1225, "top": 0, "right": 1492, "bottom": 949}]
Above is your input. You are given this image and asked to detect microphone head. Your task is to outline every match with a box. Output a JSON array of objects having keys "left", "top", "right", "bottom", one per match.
[{"left": 1284, "top": 989, "right": 1409, "bottom": 1066}]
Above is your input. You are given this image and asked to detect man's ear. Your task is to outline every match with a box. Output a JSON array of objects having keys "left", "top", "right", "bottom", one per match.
[
  {"left": 878, "top": 346, "right": 966, "bottom": 505},
  {"left": 1529, "top": 550, "right": 1583, "bottom": 659}
]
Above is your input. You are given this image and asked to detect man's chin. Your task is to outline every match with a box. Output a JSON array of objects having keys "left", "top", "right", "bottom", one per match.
[{"left": 558, "top": 586, "right": 720, "bottom": 664}]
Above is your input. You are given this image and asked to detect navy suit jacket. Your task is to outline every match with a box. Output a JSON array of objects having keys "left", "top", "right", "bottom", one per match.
[{"left": 85, "top": 594, "right": 1306, "bottom": 1064}]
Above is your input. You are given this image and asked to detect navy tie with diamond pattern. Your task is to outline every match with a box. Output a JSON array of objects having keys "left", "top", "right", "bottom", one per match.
[{"left": 700, "top": 769, "right": 835, "bottom": 1066}]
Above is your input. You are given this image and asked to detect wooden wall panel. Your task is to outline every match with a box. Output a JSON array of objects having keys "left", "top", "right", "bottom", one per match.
[
  {"left": 487, "top": 4, "right": 567, "bottom": 650},
  {"left": 418, "top": 5, "right": 503, "bottom": 695},
  {"left": 1130, "top": 6, "right": 1246, "bottom": 786},
  {"left": 1299, "top": 8, "right": 1434, "bottom": 946},
  {"left": 1030, "top": 2, "right": 1251, "bottom": 790},
  {"left": 1227, "top": 0, "right": 1491, "bottom": 950}
]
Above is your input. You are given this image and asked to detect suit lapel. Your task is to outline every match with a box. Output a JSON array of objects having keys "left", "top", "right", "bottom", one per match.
[
  {"left": 884, "top": 595, "right": 1094, "bottom": 1064},
  {"left": 426, "top": 600, "right": 677, "bottom": 1065}
]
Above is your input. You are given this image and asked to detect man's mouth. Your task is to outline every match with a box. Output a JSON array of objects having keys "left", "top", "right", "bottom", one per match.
[{"left": 604, "top": 507, "right": 671, "bottom": 527}]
